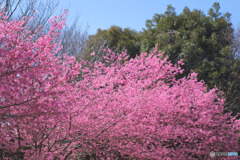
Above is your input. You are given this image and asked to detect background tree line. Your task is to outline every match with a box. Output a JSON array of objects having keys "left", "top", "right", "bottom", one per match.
[{"left": 80, "top": 2, "right": 240, "bottom": 116}]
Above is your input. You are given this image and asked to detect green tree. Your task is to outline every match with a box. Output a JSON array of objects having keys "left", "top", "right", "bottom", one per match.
[
  {"left": 79, "top": 26, "right": 140, "bottom": 61},
  {"left": 141, "top": 3, "right": 240, "bottom": 114}
]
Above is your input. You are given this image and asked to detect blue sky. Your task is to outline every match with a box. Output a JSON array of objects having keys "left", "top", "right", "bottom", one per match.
[{"left": 58, "top": 0, "right": 240, "bottom": 35}]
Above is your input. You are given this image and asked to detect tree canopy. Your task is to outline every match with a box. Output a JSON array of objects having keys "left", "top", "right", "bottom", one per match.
[
  {"left": 140, "top": 3, "right": 240, "bottom": 114},
  {"left": 80, "top": 26, "right": 140, "bottom": 61},
  {"left": 82, "top": 2, "right": 240, "bottom": 114}
]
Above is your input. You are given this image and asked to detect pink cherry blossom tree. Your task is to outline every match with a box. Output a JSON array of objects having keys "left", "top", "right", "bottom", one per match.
[
  {"left": 0, "top": 9, "right": 81, "bottom": 159},
  {"left": 0, "top": 8, "right": 239, "bottom": 159},
  {"left": 76, "top": 49, "right": 240, "bottom": 159}
]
